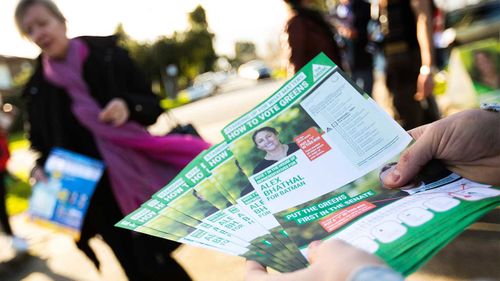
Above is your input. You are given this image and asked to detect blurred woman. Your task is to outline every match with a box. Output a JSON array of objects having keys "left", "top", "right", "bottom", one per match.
[
  {"left": 15, "top": 0, "right": 209, "bottom": 279},
  {"left": 282, "top": 0, "right": 342, "bottom": 75},
  {"left": 0, "top": 127, "right": 28, "bottom": 253}
]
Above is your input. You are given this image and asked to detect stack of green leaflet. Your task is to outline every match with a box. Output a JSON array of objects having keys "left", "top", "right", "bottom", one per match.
[{"left": 116, "top": 53, "right": 500, "bottom": 274}]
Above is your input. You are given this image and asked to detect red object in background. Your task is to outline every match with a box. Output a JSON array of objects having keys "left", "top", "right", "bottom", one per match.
[
  {"left": 0, "top": 132, "right": 9, "bottom": 172},
  {"left": 434, "top": 8, "right": 445, "bottom": 33}
]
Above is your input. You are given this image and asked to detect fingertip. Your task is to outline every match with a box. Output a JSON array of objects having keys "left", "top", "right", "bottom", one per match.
[
  {"left": 307, "top": 240, "right": 324, "bottom": 263},
  {"left": 308, "top": 240, "right": 322, "bottom": 250},
  {"left": 326, "top": 239, "right": 350, "bottom": 248},
  {"left": 408, "top": 124, "right": 428, "bottom": 140},
  {"left": 382, "top": 168, "right": 401, "bottom": 188},
  {"left": 390, "top": 168, "right": 401, "bottom": 182}
]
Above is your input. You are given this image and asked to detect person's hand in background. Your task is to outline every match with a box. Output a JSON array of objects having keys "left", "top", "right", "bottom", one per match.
[
  {"left": 98, "top": 98, "right": 129, "bottom": 126},
  {"left": 30, "top": 165, "right": 48, "bottom": 184},
  {"left": 415, "top": 71, "right": 434, "bottom": 101},
  {"left": 382, "top": 109, "right": 500, "bottom": 188}
]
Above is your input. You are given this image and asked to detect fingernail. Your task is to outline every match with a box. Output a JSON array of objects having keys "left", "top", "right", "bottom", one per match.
[{"left": 390, "top": 168, "right": 401, "bottom": 182}]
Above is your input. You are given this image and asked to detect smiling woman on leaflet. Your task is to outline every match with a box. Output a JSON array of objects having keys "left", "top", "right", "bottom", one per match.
[
  {"left": 252, "top": 127, "right": 299, "bottom": 174},
  {"left": 15, "top": 0, "right": 209, "bottom": 280}
]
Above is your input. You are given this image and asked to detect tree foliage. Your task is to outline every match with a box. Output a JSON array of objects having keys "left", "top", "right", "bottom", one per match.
[
  {"left": 234, "top": 41, "right": 257, "bottom": 65},
  {"left": 189, "top": 5, "right": 209, "bottom": 29},
  {"left": 116, "top": 5, "right": 217, "bottom": 95}
]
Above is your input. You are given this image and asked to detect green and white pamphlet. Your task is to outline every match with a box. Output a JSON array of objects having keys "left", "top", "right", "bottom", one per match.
[{"left": 117, "top": 53, "right": 500, "bottom": 275}]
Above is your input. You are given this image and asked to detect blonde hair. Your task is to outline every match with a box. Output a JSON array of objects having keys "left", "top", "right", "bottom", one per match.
[{"left": 15, "top": 0, "right": 66, "bottom": 37}]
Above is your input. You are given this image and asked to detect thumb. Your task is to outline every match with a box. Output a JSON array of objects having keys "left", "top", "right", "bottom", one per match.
[
  {"left": 408, "top": 124, "right": 429, "bottom": 140},
  {"left": 98, "top": 107, "right": 111, "bottom": 121},
  {"left": 99, "top": 100, "right": 117, "bottom": 122},
  {"left": 306, "top": 240, "right": 323, "bottom": 264},
  {"left": 383, "top": 129, "right": 436, "bottom": 188}
]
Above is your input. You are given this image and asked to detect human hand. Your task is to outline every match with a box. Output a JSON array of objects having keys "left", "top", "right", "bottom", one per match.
[
  {"left": 415, "top": 72, "right": 434, "bottom": 101},
  {"left": 30, "top": 165, "right": 48, "bottom": 184},
  {"left": 98, "top": 98, "right": 129, "bottom": 126},
  {"left": 382, "top": 109, "right": 500, "bottom": 188},
  {"left": 245, "top": 240, "right": 384, "bottom": 281},
  {"left": 338, "top": 26, "right": 357, "bottom": 40}
]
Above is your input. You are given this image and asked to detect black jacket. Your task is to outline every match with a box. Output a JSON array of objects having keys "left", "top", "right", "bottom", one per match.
[
  {"left": 21, "top": 37, "right": 188, "bottom": 276},
  {"left": 23, "top": 36, "right": 163, "bottom": 165}
]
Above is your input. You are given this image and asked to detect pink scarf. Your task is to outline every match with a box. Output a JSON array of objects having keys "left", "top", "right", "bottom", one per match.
[{"left": 42, "top": 39, "right": 210, "bottom": 215}]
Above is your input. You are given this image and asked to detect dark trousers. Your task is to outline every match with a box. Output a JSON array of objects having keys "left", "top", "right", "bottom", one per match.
[
  {"left": 0, "top": 172, "right": 13, "bottom": 235},
  {"left": 78, "top": 175, "right": 191, "bottom": 281},
  {"left": 385, "top": 49, "right": 440, "bottom": 130},
  {"left": 351, "top": 68, "right": 374, "bottom": 96}
]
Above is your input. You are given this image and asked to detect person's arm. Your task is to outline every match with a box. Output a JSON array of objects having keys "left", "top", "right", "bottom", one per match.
[
  {"left": 111, "top": 46, "right": 163, "bottom": 126},
  {"left": 382, "top": 109, "right": 500, "bottom": 188},
  {"left": 22, "top": 78, "right": 49, "bottom": 182},
  {"left": 411, "top": 0, "right": 435, "bottom": 101},
  {"left": 27, "top": 112, "right": 49, "bottom": 182}
]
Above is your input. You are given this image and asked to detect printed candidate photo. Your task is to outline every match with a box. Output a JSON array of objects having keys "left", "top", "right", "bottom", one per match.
[{"left": 229, "top": 104, "right": 318, "bottom": 177}]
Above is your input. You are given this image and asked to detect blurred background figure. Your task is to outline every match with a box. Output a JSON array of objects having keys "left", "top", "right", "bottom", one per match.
[
  {"left": 375, "top": 0, "right": 440, "bottom": 129},
  {"left": 282, "top": 0, "right": 342, "bottom": 75},
  {"left": 0, "top": 120, "right": 28, "bottom": 253},
  {"left": 14, "top": 0, "right": 209, "bottom": 280},
  {"left": 330, "top": 0, "right": 374, "bottom": 95}
]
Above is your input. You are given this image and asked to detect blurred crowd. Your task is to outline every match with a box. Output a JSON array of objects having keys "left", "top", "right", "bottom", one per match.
[{"left": 281, "top": 0, "right": 466, "bottom": 130}]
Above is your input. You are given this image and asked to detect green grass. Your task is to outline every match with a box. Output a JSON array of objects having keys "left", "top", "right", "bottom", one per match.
[
  {"left": 160, "top": 97, "right": 190, "bottom": 109},
  {"left": 8, "top": 132, "right": 30, "bottom": 149},
  {"left": 6, "top": 177, "right": 31, "bottom": 215}
]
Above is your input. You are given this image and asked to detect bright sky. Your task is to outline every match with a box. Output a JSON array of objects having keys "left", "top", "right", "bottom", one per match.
[{"left": 1, "top": 0, "right": 289, "bottom": 58}]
